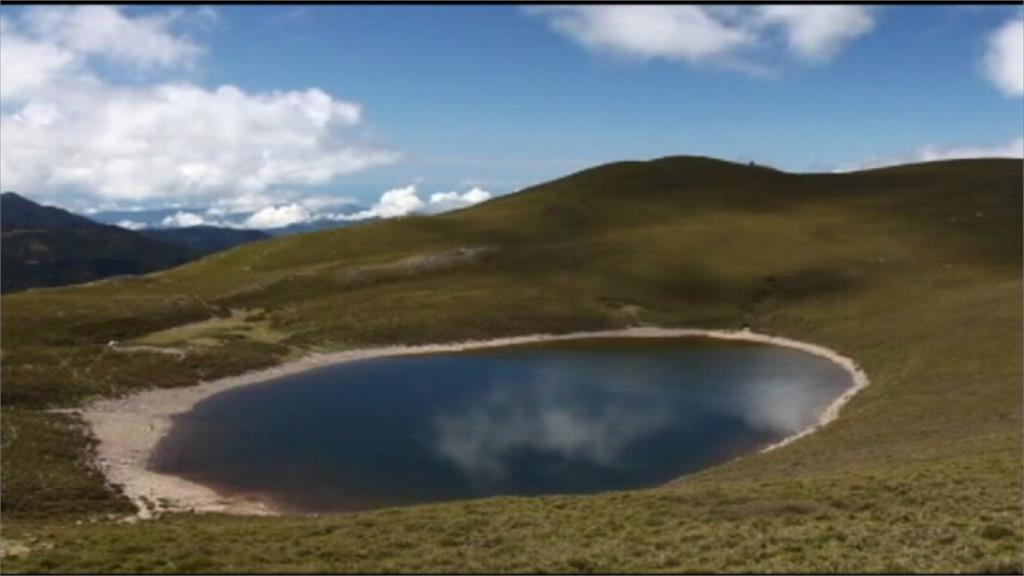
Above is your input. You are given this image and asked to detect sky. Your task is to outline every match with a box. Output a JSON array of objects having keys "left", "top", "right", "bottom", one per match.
[{"left": 1, "top": 4, "right": 1022, "bottom": 229}]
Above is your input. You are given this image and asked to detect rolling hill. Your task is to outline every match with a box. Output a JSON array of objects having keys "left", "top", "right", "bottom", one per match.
[{"left": 1, "top": 157, "right": 1020, "bottom": 573}]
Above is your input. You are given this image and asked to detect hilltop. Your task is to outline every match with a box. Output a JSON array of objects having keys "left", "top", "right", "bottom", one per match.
[{"left": 0, "top": 157, "right": 1020, "bottom": 573}]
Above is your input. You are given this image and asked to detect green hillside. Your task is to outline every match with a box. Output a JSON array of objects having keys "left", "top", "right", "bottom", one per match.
[{"left": 1, "top": 157, "right": 1021, "bottom": 573}]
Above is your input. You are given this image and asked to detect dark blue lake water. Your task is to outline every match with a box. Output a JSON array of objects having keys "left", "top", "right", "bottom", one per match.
[{"left": 150, "top": 337, "right": 853, "bottom": 513}]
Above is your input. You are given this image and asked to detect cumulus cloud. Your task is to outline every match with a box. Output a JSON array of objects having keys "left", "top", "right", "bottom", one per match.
[
  {"left": 834, "top": 136, "right": 1024, "bottom": 172},
  {"left": 1, "top": 84, "right": 391, "bottom": 204},
  {"left": 158, "top": 206, "right": 309, "bottom": 230},
  {"left": 532, "top": 6, "right": 753, "bottom": 63},
  {"left": 983, "top": 17, "right": 1024, "bottom": 97},
  {"left": 364, "top": 185, "right": 425, "bottom": 218},
  {"left": 161, "top": 211, "right": 219, "bottom": 228},
  {"left": 242, "top": 204, "right": 314, "bottom": 229},
  {"left": 756, "top": 5, "right": 875, "bottom": 63},
  {"left": 428, "top": 187, "right": 493, "bottom": 212},
  {"left": 0, "top": 17, "right": 76, "bottom": 100},
  {"left": 0, "top": 6, "right": 396, "bottom": 211},
  {"left": 117, "top": 219, "right": 147, "bottom": 230},
  {"left": 20, "top": 5, "right": 203, "bottom": 69},
  {"left": 529, "top": 5, "right": 875, "bottom": 69},
  {"left": 339, "top": 184, "right": 492, "bottom": 222}
]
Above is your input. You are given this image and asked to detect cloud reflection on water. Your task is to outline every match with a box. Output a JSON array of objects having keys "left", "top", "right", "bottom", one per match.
[
  {"left": 430, "top": 360, "right": 676, "bottom": 480},
  {"left": 711, "top": 350, "right": 848, "bottom": 436},
  {"left": 429, "top": 351, "right": 850, "bottom": 482}
]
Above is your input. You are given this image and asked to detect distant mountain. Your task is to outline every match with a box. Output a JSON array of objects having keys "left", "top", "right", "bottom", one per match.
[
  {"left": 262, "top": 218, "right": 373, "bottom": 237},
  {"left": 87, "top": 207, "right": 206, "bottom": 229},
  {"left": 0, "top": 192, "right": 101, "bottom": 230},
  {"left": 141, "top": 226, "right": 270, "bottom": 254},
  {"left": 1, "top": 192, "right": 197, "bottom": 293}
]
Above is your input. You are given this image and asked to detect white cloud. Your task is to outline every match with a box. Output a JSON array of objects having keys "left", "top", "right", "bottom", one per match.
[
  {"left": 141, "top": 184, "right": 488, "bottom": 230},
  {"left": 219, "top": 183, "right": 493, "bottom": 228},
  {"left": 371, "top": 185, "right": 426, "bottom": 218},
  {"left": 146, "top": 184, "right": 490, "bottom": 230},
  {"left": 756, "top": 6, "right": 875, "bottom": 63},
  {"left": 117, "top": 219, "right": 147, "bottom": 230},
  {"left": 158, "top": 205, "right": 320, "bottom": 230},
  {"left": 983, "top": 17, "right": 1024, "bottom": 97},
  {"left": 161, "top": 211, "right": 220, "bottom": 228},
  {"left": 428, "top": 187, "right": 493, "bottom": 212},
  {"left": 0, "top": 6, "right": 396, "bottom": 211},
  {"left": 530, "top": 5, "right": 875, "bottom": 69},
  {"left": 0, "top": 17, "right": 76, "bottom": 100},
  {"left": 835, "top": 136, "right": 1024, "bottom": 172},
  {"left": 338, "top": 184, "right": 494, "bottom": 222},
  {"left": 1, "top": 82, "right": 394, "bottom": 205},
  {"left": 339, "top": 185, "right": 424, "bottom": 220},
  {"left": 242, "top": 204, "right": 313, "bottom": 229},
  {"left": 532, "top": 6, "right": 753, "bottom": 63},
  {"left": 203, "top": 192, "right": 357, "bottom": 219},
  {"left": 21, "top": 6, "right": 202, "bottom": 69}
]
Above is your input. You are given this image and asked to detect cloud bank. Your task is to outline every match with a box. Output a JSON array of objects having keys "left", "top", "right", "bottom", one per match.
[
  {"left": 148, "top": 184, "right": 492, "bottom": 230},
  {"left": 0, "top": 6, "right": 395, "bottom": 211},
  {"left": 530, "top": 5, "right": 875, "bottom": 70}
]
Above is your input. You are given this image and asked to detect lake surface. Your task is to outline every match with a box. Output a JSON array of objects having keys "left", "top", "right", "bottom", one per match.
[{"left": 150, "top": 337, "right": 854, "bottom": 513}]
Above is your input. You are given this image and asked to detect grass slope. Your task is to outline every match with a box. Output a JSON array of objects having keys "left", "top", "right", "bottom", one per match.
[{"left": 1, "top": 157, "right": 1021, "bottom": 573}]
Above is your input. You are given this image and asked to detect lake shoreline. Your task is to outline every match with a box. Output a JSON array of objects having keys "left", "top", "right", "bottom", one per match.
[{"left": 74, "top": 326, "right": 870, "bottom": 519}]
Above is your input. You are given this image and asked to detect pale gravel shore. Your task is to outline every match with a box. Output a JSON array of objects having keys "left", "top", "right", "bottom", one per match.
[{"left": 74, "top": 327, "right": 870, "bottom": 518}]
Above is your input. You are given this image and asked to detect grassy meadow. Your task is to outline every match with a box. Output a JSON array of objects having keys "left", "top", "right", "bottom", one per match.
[{"left": 1, "top": 157, "right": 1021, "bottom": 573}]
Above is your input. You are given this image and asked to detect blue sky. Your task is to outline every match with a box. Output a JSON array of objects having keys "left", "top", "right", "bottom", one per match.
[{"left": 1, "top": 5, "right": 1021, "bottom": 229}]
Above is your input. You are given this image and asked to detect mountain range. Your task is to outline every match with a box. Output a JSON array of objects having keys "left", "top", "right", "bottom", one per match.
[{"left": 0, "top": 192, "right": 269, "bottom": 292}]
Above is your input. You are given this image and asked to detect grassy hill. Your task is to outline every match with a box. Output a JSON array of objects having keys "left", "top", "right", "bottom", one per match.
[
  {"left": 0, "top": 193, "right": 197, "bottom": 293},
  {"left": 1, "top": 157, "right": 1021, "bottom": 573}
]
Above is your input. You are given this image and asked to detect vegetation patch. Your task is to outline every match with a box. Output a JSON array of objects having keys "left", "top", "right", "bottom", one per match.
[
  {"left": 130, "top": 308, "right": 289, "bottom": 349},
  {"left": 1, "top": 158, "right": 1020, "bottom": 573}
]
